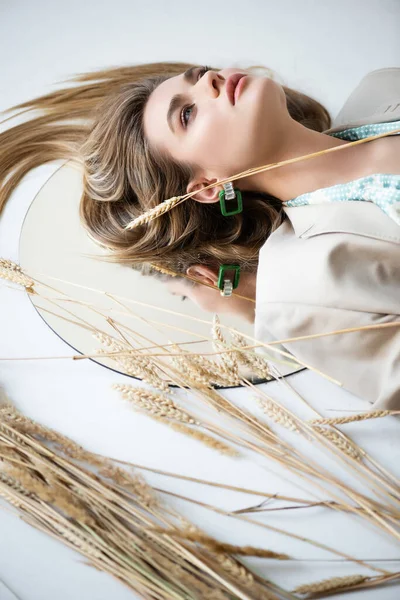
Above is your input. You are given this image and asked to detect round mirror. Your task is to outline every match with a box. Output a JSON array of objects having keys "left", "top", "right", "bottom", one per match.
[{"left": 19, "top": 161, "right": 302, "bottom": 387}]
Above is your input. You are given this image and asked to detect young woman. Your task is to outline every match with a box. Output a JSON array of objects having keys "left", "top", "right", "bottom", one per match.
[{"left": 1, "top": 63, "right": 399, "bottom": 408}]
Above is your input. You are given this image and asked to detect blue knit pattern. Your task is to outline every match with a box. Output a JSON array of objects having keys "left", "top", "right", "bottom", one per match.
[{"left": 283, "top": 119, "right": 400, "bottom": 226}]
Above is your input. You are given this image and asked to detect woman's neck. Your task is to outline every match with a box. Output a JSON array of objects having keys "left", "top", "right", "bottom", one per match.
[{"left": 241, "top": 118, "right": 371, "bottom": 202}]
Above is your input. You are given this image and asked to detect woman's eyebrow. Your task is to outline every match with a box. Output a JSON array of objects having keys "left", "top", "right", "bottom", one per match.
[{"left": 167, "top": 66, "right": 198, "bottom": 133}]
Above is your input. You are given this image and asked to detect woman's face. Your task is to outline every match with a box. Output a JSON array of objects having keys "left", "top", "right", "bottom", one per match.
[{"left": 143, "top": 66, "right": 289, "bottom": 193}]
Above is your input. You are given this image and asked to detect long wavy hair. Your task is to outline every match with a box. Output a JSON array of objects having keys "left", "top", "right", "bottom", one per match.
[{"left": 0, "top": 61, "right": 332, "bottom": 279}]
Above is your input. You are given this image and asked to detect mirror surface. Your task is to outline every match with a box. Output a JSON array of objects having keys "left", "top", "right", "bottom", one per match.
[{"left": 19, "top": 161, "right": 302, "bottom": 386}]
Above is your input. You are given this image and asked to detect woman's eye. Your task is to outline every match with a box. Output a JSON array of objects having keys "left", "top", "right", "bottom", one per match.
[
  {"left": 180, "top": 105, "right": 194, "bottom": 128},
  {"left": 180, "top": 66, "right": 211, "bottom": 128}
]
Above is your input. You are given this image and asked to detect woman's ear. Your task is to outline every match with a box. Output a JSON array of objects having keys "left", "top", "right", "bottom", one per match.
[
  {"left": 186, "top": 264, "right": 219, "bottom": 286},
  {"left": 186, "top": 177, "right": 221, "bottom": 204}
]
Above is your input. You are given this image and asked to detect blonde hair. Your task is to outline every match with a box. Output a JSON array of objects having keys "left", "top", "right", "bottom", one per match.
[{"left": 0, "top": 62, "right": 332, "bottom": 278}]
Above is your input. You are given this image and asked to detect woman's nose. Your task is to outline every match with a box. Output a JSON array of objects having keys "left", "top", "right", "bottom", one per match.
[{"left": 201, "top": 70, "right": 222, "bottom": 97}]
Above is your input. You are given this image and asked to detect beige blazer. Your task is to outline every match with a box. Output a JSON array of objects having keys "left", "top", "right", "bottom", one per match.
[{"left": 255, "top": 67, "right": 400, "bottom": 409}]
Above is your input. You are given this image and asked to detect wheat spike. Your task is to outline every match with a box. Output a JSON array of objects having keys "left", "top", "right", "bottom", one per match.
[
  {"left": 49, "top": 520, "right": 104, "bottom": 560},
  {"left": 153, "top": 552, "right": 232, "bottom": 600},
  {"left": 123, "top": 129, "right": 400, "bottom": 230},
  {"left": 151, "top": 526, "right": 290, "bottom": 559},
  {"left": 0, "top": 404, "right": 105, "bottom": 467},
  {"left": 5, "top": 464, "right": 97, "bottom": 526},
  {"left": 177, "top": 347, "right": 241, "bottom": 387},
  {"left": 97, "top": 464, "right": 159, "bottom": 508},
  {"left": 125, "top": 196, "right": 184, "bottom": 229},
  {"left": 178, "top": 517, "right": 254, "bottom": 587},
  {"left": 170, "top": 343, "right": 215, "bottom": 388},
  {"left": 256, "top": 397, "right": 301, "bottom": 433},
  {"left": 293, "top": 574, "right": 369, "bottom": 595},
  {"left": 0, "top": 471, "right": 35, "bottom": 498},
  {"left": 149, "top": 263, "right": 179, "bottom": 277},
  {"left": 309, "top": 410, "right": 400, "bottom": 425},
  {"left": 150, "top": 417, "right": 239, "bottom": 456},
  {"left": 0, "top": 258, "right": 35, "bottom": 291},
  {"left": 231, "top": 331, "right": 273, "bottom": 380},
  {"left": 312, "top": 426, "right": 361, "bottom": 460},
  {"left": 211, "top": 315, "right": 240, "bottom": 379},
  {"left": 94, "top": 332, "right": 169, "bottom": 392},
  {"left": 113, "top": 384, "right": 199, "bottom": 424},
  {"left": 215, "top": 554, "right": 254, "bottom": 587}
]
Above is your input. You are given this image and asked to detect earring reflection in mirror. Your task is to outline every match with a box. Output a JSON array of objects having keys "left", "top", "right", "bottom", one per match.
[{"left": 167, "top": 264, "right": 255, "bottom": 324}]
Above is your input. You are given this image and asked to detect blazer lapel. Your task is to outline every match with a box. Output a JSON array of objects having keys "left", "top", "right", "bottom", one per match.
[
  {"left": 284, "top": 202, "right": 400, "bottom": 245},
  {"left": 324, "top": 67, "right": 400, "bottom": 134}
]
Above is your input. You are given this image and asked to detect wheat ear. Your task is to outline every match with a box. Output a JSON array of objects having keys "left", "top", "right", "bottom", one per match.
[
  {"left": 124, "top": 128, "right": 400, "bottom": 229},
  {"left": 125, "top": 196, "right": 184, "bottom": 229},
  {"left": 309, "top": 410, "right": 400, "bottom": 425},
  {"left": 0, "top": 258, "right": 35, "bottom": 291},
  {"left": 293, "top": 574, "right": 369, "bottom": 595}
]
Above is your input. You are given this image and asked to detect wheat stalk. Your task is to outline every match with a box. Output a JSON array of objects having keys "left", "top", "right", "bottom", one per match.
[
  {"left": 231, "top": 330, "right": 273, "bottom": 380},
  {"left": 212, "top": 315, "right": 240, "bottom": 380},
  {"left": 94, "top": 332, "right": 169, "bottom": 391},
  {"left": 293, "top": 574, "right": 369, "bottom": 595},
  {"left": 0, "top": 259, "right": 35, "bottom": 291},
  {"left": 124, "top": 127, "right": 400, "bottom": 229},
  {"left": 170, "top": 342, "right": 241, "bottom": 387},
  {"left": 310, "top": 411, "right": 400, "bottom": 425},
  {"left": 150, "top": 526, "right": 290, "bottom": 559},
  {"left": 255, "top": 397, "right": 302, "bottom": 433},
  {"left": 112, "top": 384, "right": 240, "bottom": 457},
  {"left": 125, "top": 196, "right": 184, "bottom": 229},
  {"left": 152, "top": 418, "right": 239, "bottom": 457},
  {"left": 0, "top": 407, "right": 291, "bottom": 600},
  {"left": 311, "top": 426, "right": 362, "bottom": 461},
  {"left": 113, "top": 384, "right": 199, "bottom": 424}
]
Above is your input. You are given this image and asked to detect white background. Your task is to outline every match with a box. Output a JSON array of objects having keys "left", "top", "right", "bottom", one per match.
[{"left": 0, "top": 1, "right": 399, "bottom": 599}]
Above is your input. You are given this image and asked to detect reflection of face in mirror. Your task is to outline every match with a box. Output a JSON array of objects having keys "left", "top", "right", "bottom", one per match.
[{"left": 166, "top": 264, "right": 257, "bottom": 324}]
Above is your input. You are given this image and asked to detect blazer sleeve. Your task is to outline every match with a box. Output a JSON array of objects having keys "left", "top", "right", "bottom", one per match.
[{"left": 262, "top": 302, "right": 400, "bottom": 409}]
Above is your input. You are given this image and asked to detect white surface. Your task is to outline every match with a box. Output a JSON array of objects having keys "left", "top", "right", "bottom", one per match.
[{"left": 0, "top": 1, "right": 399, "bottom": 599}]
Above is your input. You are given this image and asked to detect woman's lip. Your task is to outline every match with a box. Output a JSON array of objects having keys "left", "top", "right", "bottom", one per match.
[
  {"left": 233, "top": 75, "right": 247, "bottom": 104},
  {"left": 226, "top": 73, "right": 247, "bottom": 106}
]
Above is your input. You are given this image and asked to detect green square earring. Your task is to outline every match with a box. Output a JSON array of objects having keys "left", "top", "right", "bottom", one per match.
[
  {"left": 217, "top": 264, "right": 240, "bottom": 297},
  {"left": 219, "top": 182, "right": 243, "bottom": 216}
]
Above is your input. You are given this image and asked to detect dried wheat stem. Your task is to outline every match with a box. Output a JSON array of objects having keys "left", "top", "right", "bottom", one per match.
[
  {"left": 96, "top": 464, "right": 160, "bottom": 509},
  {"left": 150, "top": 526, "right": 290, "bottom": 560},
  {"left": 0, "top": 471, "right": 35, "bottom": 498},
  {"left": 125, "top": 196, "right": 184, "bottom": 229},
  {"left": 312, "top": 426, "right": 362, "bottom": 460},
  {"left": 310, "top": 411, "right": 400, "bottom": 425},
  {"left": 0, "top": 259, "right": 35, "bottom": 291},
  {"left": 150, "top": 417, "right": 239, "bottom": 457},
  {"left": 0, "top": 407, "right": 161, "bottom": 510},
  {"left": 215, "top": 554, "right": 254, "bottom": 587},
  {"left": 177, "top": 518, "right": 257, "bottom": 590},
  {"left": 293, "top": 574, "right": 370, "bottom": 595},
  {"left": 94, "top": 332, "right": 169, "bottom": 392},
  {"left": 255, "top": 397, "right": 302, "bottom": 433},
  {"left": 0, "top": 420, "right": 272, "bottom": 600},
  {"left": 1, "top": 415, "right": 385, "bottom": 579},
  {"left": 231, "top": 331, "right": 273, "bottom": 380},
  {"left": 185, "top": 352, "right": 241, "bottom": 386},
  {"left": 113, "top": 384, "right": 199, "bottom": 425},
  {"left": 5, "top": 464, "right": 97, "bottom": 526},
  {"left": 169, "top": 344, "right": 216, "bottom": 388},
  {"left": 124, "top": 129, "right": 400, "bottom": 229},
  {"left": 211, "top": 315, "right": 240, "bottom": 379}
]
